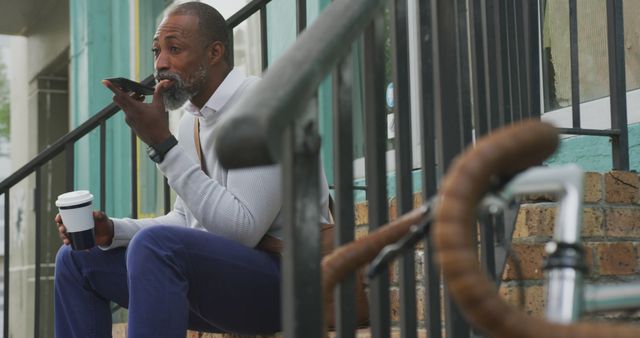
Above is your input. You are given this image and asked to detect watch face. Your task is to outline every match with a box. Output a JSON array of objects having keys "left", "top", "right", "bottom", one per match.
[{"left": 146, "top": 145, "right": 160, "bottom": 162}]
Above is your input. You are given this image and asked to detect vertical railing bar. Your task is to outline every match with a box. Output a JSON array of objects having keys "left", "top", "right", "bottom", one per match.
[
  {"left": 418, "top": 0, "right": 441, "bottom": 336},
  {"left": 498, "top": 1, "right": 515, "bottom": 125},
  {"left": 510, "top": 0, "right": 524, "bottom": 121},
  {"left": 130, "top": 131, "right": 138, "bottom": 219},
  {"left": 520, "top": 0, "right": 535, "bottom": 118},
  {"left": 99, "top": 121, "right": 106, "bottom": 211},
  {"left": 363, "top": 13, "right": 390, "bottom": 338},
  {"left": 484, "top": 0, "right": 505, "bottom": 130},
  {"left": 539, "top": 0, "right": 552, "bottom": 112},
  {"left": 296, "top": 0, "right": 307, "bottom": 33},
  {"left": 260, "top": 6, "right": 269, "bottom": 71},
  {"left": 281, "top": 99, "right": 322, "bottom": 338},
  {"left": 391, "top": 0, "right": 417, "bottom": 336},
  {"left": 606, "top": 0, "right": 629, "bottom": 170},
  {"left": 569, "top": 0, "right": 581, "bottom": 127},
  {"left": 514, "top": 0, "right": 530, "bottom": 120},
  {"left": 4, "top": 191, "right": 9, "bottom": 338},
  {"left": 163, "top": 178, "right": 170, "bottom": 215},
  {"left": 65, "top": 143, "right": 74, "bottom": 192},
  {"left": 456, "top": 0, "right": 473, "bottom": 146},
  {"left": 433, "top": 0, "right": 472, "bottom": 336},
  {"left": 530, "top": 0, "right": 542, "bottom": 117},
  {"left": 34, "top": 168, "right": 41, "bottom": 338},
  {"left": 498, "top": 0, "right": 512, "bottom": 125},
  {"left": 332, "top": 51, "right": 356, "bottom": 338},
  {"left": 470, "top": 0, "right": 489, "bottom": 137},
  {"left": 471, "top": 0, "right": 497, "bottom": 300}
]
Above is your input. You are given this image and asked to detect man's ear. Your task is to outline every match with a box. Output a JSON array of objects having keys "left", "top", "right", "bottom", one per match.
[{"left": 209, "top": 41, "right": 225, "bottom": 66}]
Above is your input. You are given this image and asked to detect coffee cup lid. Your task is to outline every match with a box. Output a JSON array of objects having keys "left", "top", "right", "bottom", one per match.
[{"left": 56, "top": 190, "right": 94, "bottom": 207}]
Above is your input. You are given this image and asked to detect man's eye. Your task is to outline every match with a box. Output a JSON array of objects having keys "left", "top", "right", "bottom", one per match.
[
  {"left": 170, "top": 46, "right": 180, "bottom": 53},
  {"left": 151, "top": 48, "right": 160, "bottom": 57}
]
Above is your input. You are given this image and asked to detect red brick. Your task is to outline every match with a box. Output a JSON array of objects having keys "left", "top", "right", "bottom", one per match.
[
  {"left": 499, "top": 284, "right": 546, "bottom": 317},
  {"left": 606, "top": 208, "right": 640, "bottom": 237},
  {"left": 595, "top": 242, "right": 637, "bottom": 276},
  {"left": 513, "top": 204, "right": 555, "bottom": 238},
  {"left": 604, "top": 171, "right": 640, "bottom": 204},
  {"left": 581, "top": 207, "right": 604, "bottom": 237},
  {"left": 389, "top": 287, "right": 425, "bottom": 323},
  {"left": 502, "top": 243, "right": 546, "bottom": 281},
  {"left": 355, "top": 202, "right": 368, "bottom": 225},
  {"left": 584, "top": 172, "right": 603, "bottom": 203}
]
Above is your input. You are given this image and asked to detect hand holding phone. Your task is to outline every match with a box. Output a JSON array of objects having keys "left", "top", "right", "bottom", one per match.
[{"left": 104, "top": 77, "right": 155, "bottom": 96}]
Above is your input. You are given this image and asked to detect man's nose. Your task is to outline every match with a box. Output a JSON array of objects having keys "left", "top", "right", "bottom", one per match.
[{"left": 155, "top": 52, "right": 170, "bottom": 72}]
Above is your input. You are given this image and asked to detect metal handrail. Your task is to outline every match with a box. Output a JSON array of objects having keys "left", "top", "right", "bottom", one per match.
[{"left": 215, "top": 0, "right": 387, "bottom": 169}]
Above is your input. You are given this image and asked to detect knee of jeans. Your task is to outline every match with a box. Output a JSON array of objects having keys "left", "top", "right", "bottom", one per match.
[{"left": 127, "top": 226, "right": 175, "bottom": 267}]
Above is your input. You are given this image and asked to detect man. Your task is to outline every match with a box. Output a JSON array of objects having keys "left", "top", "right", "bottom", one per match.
[{"left": 54, "top": 2, "right": 330, "bottom": 337}]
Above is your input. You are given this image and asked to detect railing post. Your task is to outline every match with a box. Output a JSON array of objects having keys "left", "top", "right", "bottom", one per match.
[
  {"left": 260, "top": 6, "right": 269, "bottom": 71},
  {"left": 364, "top": 12, "right": 391, "bottom": 338},
  {"left": 417, "top": 0, "right": 441, "bottom": 336},
  {"left": 433, "top": 0, "right": 473, "bottom": 336},
  {"left": 3, "top": 191, "right": 9, "bottom": 338},
  {"left": 281, "top": 100, "right": 323, "bottom": 338},
  {"left": 130, "top": 130, "right": 138, "bottom": 219},
  {"left": 34, "top": 168, "right": 41, "bottom": 338},
  {"left": 606, "top": 0, "right": 629, "bottom": 171},
  {"left": 569, "top": 0, "right": 580, "bottom": 127},
  {"left": 391, "top": 0, "right": 417, "bottom": 337},
  {"left": 100, "top": 122, "right": 106, "bottom": 211},
  {"left": 332, "top": 52, "right": 356, "bottom": 337}
]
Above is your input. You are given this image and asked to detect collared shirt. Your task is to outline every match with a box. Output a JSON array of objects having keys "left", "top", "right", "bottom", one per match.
[{"left": 107, "top": 68, "right": 330, "bottom": 250}]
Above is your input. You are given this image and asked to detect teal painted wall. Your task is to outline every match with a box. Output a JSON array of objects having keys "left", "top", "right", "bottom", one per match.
[
  {"left": 546, "top": 123, "right": 640, "bottom": 172},
  {"left": 266, "top": 0, "right": 335, "bottom": 185},
  {"left": 70, "top": 0, "right": 132, "bottom": 217},
  {"left": 349, "top": 124, "right": 640, "bottom": 204}
]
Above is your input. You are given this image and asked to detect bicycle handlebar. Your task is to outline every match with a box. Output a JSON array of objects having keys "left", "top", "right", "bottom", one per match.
[{"left": 432, "top": 120, "right": 640, "bottom": 338}]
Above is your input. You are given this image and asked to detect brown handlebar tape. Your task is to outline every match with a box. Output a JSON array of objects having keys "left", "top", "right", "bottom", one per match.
[{"left": 432, "top": 119, "right": 640, "bottom": 338}]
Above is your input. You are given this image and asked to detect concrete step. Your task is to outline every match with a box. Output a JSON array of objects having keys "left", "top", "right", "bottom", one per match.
[{"left": 112, "top": 324, "right": 429, "bottom": 337}]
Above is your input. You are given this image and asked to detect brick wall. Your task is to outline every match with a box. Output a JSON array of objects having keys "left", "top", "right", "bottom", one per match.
[
  {"left": 113, "top": 171, "right": 640, "bottom": 337},
  {"left": 501, "top": 171, "right": 640, "bottom": 321}
]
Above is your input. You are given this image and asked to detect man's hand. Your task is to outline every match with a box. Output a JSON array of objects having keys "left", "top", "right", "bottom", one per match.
[
  {"left": 55, "top": 211, "right": 115, "bottom": 247},
  {"left": 102, "top": 79, "right": 175, "bottom": 145}
]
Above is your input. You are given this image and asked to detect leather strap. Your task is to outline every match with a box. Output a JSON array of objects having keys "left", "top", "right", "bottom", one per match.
[{"left": 193, "top": 118, "right": 207, "bottom": 173}]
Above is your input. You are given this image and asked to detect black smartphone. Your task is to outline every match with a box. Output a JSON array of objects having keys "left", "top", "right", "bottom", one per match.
[{"left": 105, "top": 77, "right": 155, "bottom": 95}]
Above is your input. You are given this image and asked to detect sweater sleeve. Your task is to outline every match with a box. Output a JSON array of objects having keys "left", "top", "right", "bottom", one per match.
[
  {"left": 157, "top": 143, "right": 281, "bottom": 247},
  {"left": 98, "top": 198, "right": 187, "bottom": 250}
]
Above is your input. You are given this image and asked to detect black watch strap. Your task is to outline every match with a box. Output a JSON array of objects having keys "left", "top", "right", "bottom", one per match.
[{"left": 147, "top": 135, "right": 178, "bottom": 163}]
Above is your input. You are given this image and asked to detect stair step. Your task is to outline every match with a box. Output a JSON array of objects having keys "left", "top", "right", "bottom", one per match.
[{"left": 112, "top": 324, "right": 429, "bottom": 337}]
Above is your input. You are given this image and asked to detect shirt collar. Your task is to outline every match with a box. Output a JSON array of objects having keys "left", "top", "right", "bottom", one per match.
[{"left": 184, "top": 68, "right": 246, "bottom": 119}]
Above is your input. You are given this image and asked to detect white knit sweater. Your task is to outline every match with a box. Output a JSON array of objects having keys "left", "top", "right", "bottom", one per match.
[{"left": 103, "top": 69, "right": 330, "bottom": 249}]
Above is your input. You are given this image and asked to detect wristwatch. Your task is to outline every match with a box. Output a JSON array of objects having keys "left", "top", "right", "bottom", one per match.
[{"left": 146, "top": 135, "right": 178, "bottom": 163}]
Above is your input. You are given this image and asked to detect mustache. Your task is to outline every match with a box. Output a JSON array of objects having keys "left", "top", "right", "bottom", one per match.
[{"left": 154, "top": 71, "right": 183, "bottom": 84}]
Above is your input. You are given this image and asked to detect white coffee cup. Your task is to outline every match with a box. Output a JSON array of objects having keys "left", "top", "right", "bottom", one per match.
[{"left": 55, "top": 190, "right": 96, "bottom": 250}]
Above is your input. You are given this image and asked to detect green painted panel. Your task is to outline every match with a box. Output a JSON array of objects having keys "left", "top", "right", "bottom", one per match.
[
  {"left": 138, "top": 0, "right": 167, "bottom": 217},
  {"left": 546, "top": 123, "right": 640, "bottom": 172},
  {"left": 70, "top": 0, "right": 131, "bottom": 217}
]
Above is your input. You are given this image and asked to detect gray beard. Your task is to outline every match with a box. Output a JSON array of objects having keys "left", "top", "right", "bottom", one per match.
[
  {"left": 155, "top": 65, "right": 208, "bottom": 111},
  {"left": 162, "top": 86, "right": 191, "bottom": 110}
]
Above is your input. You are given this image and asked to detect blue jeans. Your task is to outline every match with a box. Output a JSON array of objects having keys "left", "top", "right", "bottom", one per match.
[{"left": 54, "top": 226, "right": 281, "bottom": 338}]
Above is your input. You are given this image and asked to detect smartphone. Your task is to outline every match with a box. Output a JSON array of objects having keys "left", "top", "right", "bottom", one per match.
[{"left": 105, "top": 77, "right": 155, "bottom": 95}]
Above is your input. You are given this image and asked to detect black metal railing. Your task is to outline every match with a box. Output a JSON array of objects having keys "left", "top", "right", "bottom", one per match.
[
  {"left": 0, "top": 0, "right": 633, "bottom": 337},
  {"left": 0, "top": 1, "right": 271, "bottom": 337},
  {"left": 541, "top": 0, "right": 629, "bottom": 169},
  {"left": 216, "top": 1, "right": 631, "bottom": 338}
]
